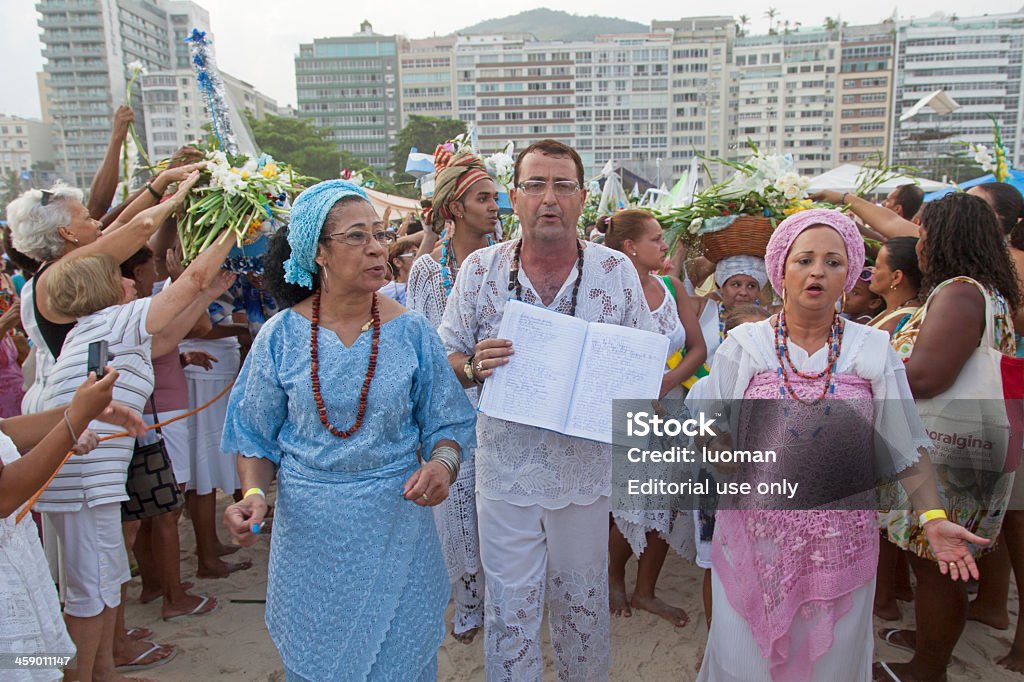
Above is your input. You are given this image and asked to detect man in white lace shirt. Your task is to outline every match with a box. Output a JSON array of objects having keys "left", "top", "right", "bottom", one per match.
[{"left": 438, "top": 139, "right": 657, "bottom": 681}]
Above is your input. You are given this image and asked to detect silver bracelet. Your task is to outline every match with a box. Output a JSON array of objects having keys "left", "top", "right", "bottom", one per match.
[
  {"left": 429, "top": 445, "right": 460, "bottom": 485},
  {"left": 63, "top": 409, "right": 79, "bottom": 443}
]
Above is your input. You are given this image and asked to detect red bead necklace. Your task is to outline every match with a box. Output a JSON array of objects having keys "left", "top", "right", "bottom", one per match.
[
  {"left": 773, "top": 307, "right": 844, "bottom": 405},
  {"left": 310, "top": 290, "right": 379, "bottom": 438}
]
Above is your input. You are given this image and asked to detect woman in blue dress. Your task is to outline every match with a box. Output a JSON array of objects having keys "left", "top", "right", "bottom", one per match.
[{"left": 221, "top": 180, "right": 477, "bottom": 681}]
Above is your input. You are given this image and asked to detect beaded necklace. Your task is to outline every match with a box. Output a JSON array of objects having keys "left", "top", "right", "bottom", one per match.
[
  {"left": 508, "top": 238, "right": 585, "bottom": 316},
  {"left": 773, "top": 307, "right": 844, "bottom": 406},
  {"left": 439, "top": 234, "right": 495, "bottom": 297},
  {"left": 718, "top": 302, "right": 727, "bottom": 340},
  {"left": 310, "top": 290, "right": 379, "bottom": 438}
]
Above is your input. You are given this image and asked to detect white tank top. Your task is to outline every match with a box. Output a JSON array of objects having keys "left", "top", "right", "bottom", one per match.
[{"left": 649, "top": 276, "right": 686, "bottom": 359}]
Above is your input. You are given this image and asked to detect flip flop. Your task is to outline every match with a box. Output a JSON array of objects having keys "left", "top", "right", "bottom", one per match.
[
  {"left": 163, "top": 594, "right": 217, "bottom": 622},
  {"left": 115, "top": 642, "right": 177, "bottom": 673},
  {"left": 879, "top": 628, "right": 915, "bottom": 654},
  {"left": 874, "top": 662, "right": 902, "bottom": 682},
  {"left": 126, "top": 627, "right": 153, "bottom": 641}
]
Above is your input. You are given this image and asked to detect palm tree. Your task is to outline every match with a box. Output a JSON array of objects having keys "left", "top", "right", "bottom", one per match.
[
  {"left": 765, "top": 8, "right": 779, "bottom": 35},
  {"left": 824, "top": 16, "right": 839, "bottom": 31},
  {"left": 737, "top": 14, "right": 751, "bottom": 36}
]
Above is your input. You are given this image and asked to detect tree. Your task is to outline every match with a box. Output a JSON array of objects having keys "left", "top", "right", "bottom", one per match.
[
  {"left": 390, "top": 115, "right": 467, "bottom": 196},
  {"left": 0, "top": 169, "right": 23, "bottom": 208},
  {"left": 737, "top": 14, "right": 751, "bottom": 36},
  {"left": 247, "top": 113, "right": 363, "bottom": 182},
  {"left": 824, "top": 16, "right": 839, "bottom": 31},
  {"left": 765, "top": 8, "right": 779, "bottom": 34}
]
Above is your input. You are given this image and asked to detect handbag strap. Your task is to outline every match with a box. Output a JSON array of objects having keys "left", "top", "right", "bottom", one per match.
[
  {"left": 921, "top": 276, "right": 996, "bottom": 350},
  {"left": 148, "top": 394, "right": 164, "bottom": 438}
]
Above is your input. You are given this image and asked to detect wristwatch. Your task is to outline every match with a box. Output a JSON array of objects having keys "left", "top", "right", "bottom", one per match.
[{"left": 464, "top": 354, "right": 478, "bottom": 383}]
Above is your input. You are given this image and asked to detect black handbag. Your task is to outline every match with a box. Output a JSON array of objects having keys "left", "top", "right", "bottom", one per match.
[{"left": 122, "top": 397, "right": 184, "bottom": 521}]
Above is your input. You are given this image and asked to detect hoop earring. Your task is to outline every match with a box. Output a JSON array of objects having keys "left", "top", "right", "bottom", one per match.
[
  {"left": 836, "top": 292, "right": 846, "bottom": 314},
  {"left": 320, "top": 266, "right": 329, "bottom": 294}
]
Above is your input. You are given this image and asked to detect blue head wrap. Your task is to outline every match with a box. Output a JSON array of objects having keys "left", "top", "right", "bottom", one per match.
[{"left": 284, "top": 180, "right": 370, "bottom": 288}]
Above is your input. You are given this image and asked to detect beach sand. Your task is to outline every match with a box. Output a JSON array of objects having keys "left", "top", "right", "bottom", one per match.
[{"left": 130, "top": 492, "right": 1021, "bottom": 681}]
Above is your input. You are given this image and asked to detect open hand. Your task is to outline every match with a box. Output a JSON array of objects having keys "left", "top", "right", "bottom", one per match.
[
  {"left": 180, "top": 350, "right": 217, "bottom": 371},
  {"left": 924, "top": 519, "right": 991, "bottom": 581}
]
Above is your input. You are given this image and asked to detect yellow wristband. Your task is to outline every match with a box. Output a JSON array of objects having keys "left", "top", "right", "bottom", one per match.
[
  {"left": 918, "top": 509, "right": 947, "bottom": 526},
  {"left": 243, "top": 487, "right": 266, "bottom": 500}
]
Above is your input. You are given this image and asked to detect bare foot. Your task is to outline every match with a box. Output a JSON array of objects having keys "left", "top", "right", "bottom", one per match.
[
  {"left": 196, "top": 558, "right": 252, "bottom": 579},
  {"left": 967, "top": 601, "right": 1010, "bottom": 630},
  {"left": 217, "top": 543, "right": 240, "bottom": 557},
  {"left": 452, "top": 626, "right": 479, "bottom": 644},
  {"left": 873, "top": 598, "right": 901, "bottom": 621},
  {"left": 140, "top": 581, "right": 193, "bottom": 604},
  {"left": 998, "top": 647, "right": 1024, "bottom": 673},
  {"left": 631, "top": 594, "right": 689, "bottom": 627},
  {"left": 162, "top": 592, "right": 218, "bottom": 620},
  {"left": 610, "top": 583, "right": 631, "bottom": 617}
]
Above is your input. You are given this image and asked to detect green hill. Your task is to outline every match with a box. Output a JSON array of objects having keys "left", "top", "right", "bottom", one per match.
[{"left": 456, "top": 9, "right": 648, "bottom": 41}]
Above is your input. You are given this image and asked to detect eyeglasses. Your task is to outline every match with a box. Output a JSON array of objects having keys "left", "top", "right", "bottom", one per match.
[
  {"left": 516, "top": 180, "right": 581, "bottom": 196},
  {"left": 320, "top": 230, "right": 390, "bottom": 247},
  {"left": 40, "top": 189, "right": 54, "bottom": 207},
  {"left": 858, "top": 267, "right": 874, "bottom": 282}
]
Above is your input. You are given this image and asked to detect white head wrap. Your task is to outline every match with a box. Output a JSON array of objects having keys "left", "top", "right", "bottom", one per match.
[{"left": 714, "top": 255, "right": 768, "bottom": 289}]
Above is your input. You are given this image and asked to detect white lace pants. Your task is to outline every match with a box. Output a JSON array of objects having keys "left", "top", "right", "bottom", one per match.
[{"left": 477, "top": 496, "right": 610, "bottom": 682}]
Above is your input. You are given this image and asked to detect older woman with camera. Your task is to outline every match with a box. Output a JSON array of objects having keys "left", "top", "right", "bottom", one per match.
[
  {"left": 31, "top": 217, "right": 235, "bottom": 682},
  {"left": 6, "top": 162, "right": 204, "bottom": 416}
]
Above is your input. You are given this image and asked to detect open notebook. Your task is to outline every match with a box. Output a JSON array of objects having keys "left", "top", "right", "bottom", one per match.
[{"left": 478, "top": 300, "right": 668, "bottom": 443}]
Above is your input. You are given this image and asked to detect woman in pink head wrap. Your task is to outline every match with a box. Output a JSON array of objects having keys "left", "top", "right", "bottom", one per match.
[{"left": 694, "top": 209, "right": 988, "bottom": 682}]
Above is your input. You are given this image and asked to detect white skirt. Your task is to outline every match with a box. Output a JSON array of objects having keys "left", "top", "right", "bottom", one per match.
[
  {"left": 183, "top": 371, "right": 239, "bottom": 495},
  {"left": 696, "top": 572, "right": 874, "bottom": 682}
]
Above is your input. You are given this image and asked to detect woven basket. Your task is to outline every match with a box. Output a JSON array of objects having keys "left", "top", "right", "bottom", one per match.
[{"left": 701, "top": 215, "right": 775, "bottom": 263}]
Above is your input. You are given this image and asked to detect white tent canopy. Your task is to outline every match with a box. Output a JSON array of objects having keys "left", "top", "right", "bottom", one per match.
[
  {"left": 364, "top": 188, "right": 421, "bottom": 218},
  {"left": 807, "top": 164, "right": 950, "bottom": 194}
]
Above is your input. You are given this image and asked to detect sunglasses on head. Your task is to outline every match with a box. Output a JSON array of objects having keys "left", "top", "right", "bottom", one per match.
[
  {"left": 40, "top": 189, "right": 54, "bottom": 207},
  {"left": 858, "top": 267, "right": 874, "bottom": 282}
]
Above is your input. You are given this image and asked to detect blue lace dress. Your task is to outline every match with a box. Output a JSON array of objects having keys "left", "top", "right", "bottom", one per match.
[{"left": 222, "top": 309, "right": 477, "bottom": 681}]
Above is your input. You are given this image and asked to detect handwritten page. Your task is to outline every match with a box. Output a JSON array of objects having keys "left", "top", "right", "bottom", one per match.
[
  {"left": 565, "top": 323, "right": 668, "bottom": 443},
  {"left": 478, "top": 300, "right": 588, "bottom": 431}
]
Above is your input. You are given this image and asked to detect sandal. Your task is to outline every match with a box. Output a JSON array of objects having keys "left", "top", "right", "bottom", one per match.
[
  {"left": 126, "top": 627, "right": 153, "bottom": 641},
  {"left": 163, "top": 594, "right": 217, "bottom": 622},
  {"left": 879, "top": 628, "right": 915, "bottom": 654},
  {"left": 115, "top": 641, "right": 177, "bottom": 673}
]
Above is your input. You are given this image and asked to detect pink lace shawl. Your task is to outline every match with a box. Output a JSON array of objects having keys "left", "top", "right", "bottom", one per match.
[{"left": 711, "top": 370, "right": 878, "bottom": 682}]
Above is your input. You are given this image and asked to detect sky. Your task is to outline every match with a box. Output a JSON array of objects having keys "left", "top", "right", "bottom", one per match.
[{"left": 2, "top": 0, "right": 1021, "bottom": 120}]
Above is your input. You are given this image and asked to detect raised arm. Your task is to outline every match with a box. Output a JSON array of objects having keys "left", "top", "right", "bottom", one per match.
[
  {"left": 810, "top": 190, "right": 919, "bottom": 239},
  {"left": 102, "top": 162, "right": 206, "bottom": 233},
  {"left": 146, "top": 228, "right": 235, "bottom": 338},
  {"left": 151, "top": 270, "right": 235, "bottom": 358},
  {"left": 86, "top": 106, "right": 134, "bottom": 219},
  {"left": 75, "top": 170, "right": 201, "bottom": 265}
]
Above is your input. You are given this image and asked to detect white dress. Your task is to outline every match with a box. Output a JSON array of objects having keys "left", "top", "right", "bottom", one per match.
[
  {"left": 178, "top": 292, "right": 241, "bottom": 495},
  {"left": 0, "top": 430, "right": 75, "bottom": 681},
  {"left": 612, "top": 276, "right": 695, "bottom": 559},
  {"left": 695, "top": 320, "right": 930, "bottom": 681},
  {"left": 698, "top": 299, "right": 723, "bottom": 368},
  {"left": 406, "top": 253, "right": 483, "bottom": 635}
]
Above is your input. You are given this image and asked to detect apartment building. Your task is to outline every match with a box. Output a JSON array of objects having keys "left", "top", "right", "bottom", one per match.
[
  {"left": 37, "top": 0, "right": 212, "bottom": 187},
  {"left": 655, "top": 17, "right": 734, "bottom": 180},
  {"left": 399, "top": 36, "right": 457, "bottom": 126},
  {"left": 140, "top": 69, "right": 277, "bottom": 159},
  {"left": 730, "top": 30, "right": 841, "bottom": 177},
  {"left": 295, "top": 21, "right": 400, "bottom": 170},
  {"left": 892, "top": 11, "right": 1024, "bottom": 181},
  {"left": 0, "top": 115, "right": 56, "bottom": 176},
  {"left": 837, "top": 24, "right": 896, "bottom": 165}
]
